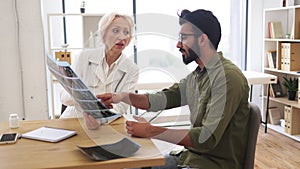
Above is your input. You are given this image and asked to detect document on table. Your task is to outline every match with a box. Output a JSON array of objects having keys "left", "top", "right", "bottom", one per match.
[
  {"left": 122, "top": 114, "right": 138, "bottom": 122},
  {"left": 77, "top": 137, "right": 141, "bottom": 161},
  {"left": 21, "top": 126, "right": 77, "bottom": 143}
]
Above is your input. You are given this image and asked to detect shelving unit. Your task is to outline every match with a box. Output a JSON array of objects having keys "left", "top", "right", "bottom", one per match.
[
  {"left": 47, "top": 13, "right": 104, "bottom": 55},
  {"left": 263, "top": 5, "right": 300, "bottom": 142}
]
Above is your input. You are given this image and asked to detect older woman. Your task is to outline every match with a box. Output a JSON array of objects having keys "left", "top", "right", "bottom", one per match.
[{"left": 60, "top": 12, "right": 138, "bottom": 121}]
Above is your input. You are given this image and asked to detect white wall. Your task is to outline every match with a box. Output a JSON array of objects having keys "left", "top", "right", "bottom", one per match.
[
  {"left": 247, "top": 0, "right": 285, "bottom": 109},
  {"left": 0, "top": 0, "right": 48, "bottom": 121},
  {"left": 246, "top": 0, "right": 263, "bottom": 109},
  {"left": 41, "top": 0, "right": 62, "bottom": 118}
]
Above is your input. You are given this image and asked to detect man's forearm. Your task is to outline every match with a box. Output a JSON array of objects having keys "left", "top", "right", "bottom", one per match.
[
  {"left": 152, "top": 127, "right": 193, "bottom": 147},
  {"left": 120, "top": 93, "right": 150, "bottom": 110}
]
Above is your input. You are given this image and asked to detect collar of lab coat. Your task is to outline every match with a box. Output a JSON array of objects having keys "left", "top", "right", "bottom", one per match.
[
  {"left": 87, "top": 47, "right": 128, "bottom": 72},
  {"left": 87, "top": 47, "right": 128, "bottom": 85}
]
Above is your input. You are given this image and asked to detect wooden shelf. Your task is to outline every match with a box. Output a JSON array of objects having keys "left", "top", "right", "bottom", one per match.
[
  {"left": 268, "top": 124, "right": 300, "bottom": 142},
  {"left": 264, "top": 38, "right": 300, "bottom": 42},
  {"left": 264, "top": 68, "right": 300, "bottom": 76},
  {"left": 267, "top": 96, "right": 300, "bottom": 109},
  {"left": 264, "top": 5, "right": 300, "bottom": 12}
]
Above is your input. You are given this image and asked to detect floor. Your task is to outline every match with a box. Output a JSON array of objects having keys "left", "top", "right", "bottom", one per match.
[{"left": 255, "top": 126, "right": 300, "bottom": 169}]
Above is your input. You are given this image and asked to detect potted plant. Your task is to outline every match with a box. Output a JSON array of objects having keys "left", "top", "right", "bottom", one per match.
[
  {"left": 80, "top": 1, "right": 86, "bottom": 13},
  {"left": 282, "top": 77, "right": 298, "bottom": 100}
]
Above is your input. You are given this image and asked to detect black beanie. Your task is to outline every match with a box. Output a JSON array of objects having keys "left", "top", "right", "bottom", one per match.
[{"left": 179, "top": 9, "right": 221, "bottom": 50}]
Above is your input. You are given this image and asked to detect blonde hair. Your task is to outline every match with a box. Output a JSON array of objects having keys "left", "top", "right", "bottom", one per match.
[{"left": 98, "top": 12, "right": 134, "bottom": 44}]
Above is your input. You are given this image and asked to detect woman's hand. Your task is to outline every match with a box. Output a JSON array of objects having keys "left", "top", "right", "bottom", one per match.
[{"left": 83, "top": 112, "right": 101, "bottom": 130}]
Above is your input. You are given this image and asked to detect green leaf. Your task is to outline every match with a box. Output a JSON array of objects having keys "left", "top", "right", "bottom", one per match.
[{"left": 282, "top": 77, "right": 298, "bottom": 91}]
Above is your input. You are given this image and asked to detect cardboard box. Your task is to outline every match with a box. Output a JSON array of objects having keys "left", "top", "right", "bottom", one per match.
[{"left": 55, "top": 51, "right": 71, "bottom": 65}]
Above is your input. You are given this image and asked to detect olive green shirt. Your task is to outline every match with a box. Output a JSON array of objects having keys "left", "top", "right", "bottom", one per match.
[{"left": 148, "top": 52, "right": 250, "bottom": 169}]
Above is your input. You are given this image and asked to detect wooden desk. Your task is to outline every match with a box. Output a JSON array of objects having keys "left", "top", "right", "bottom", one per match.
[
  {"left": 242, "top": 71, "right": 278, "bottom": 133},
  {"left": 0, "top": 118, "right": 164, "bottom": 169}
]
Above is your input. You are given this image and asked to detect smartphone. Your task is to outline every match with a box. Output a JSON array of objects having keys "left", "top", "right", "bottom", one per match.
[{"left": 0, "top": 133, "right": 19, "bottom": 144}]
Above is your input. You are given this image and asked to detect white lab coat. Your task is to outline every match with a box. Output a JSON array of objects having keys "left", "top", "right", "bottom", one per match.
[{"left": 60, "top": 47, "right": 139, "bottom": 118}]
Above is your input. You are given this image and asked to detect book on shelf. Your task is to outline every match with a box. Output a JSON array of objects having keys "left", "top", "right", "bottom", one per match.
[
  {"left": 268, "top": 107, "right": 281, "bottom": 125},
  {"left": 299, "top": 77, "right": 300, "bottom": 103},
  {"left": 270, "top": 81, "right": 284, "bottom": 98},
  {"left": 284, "top": 106, "right": 300, "bottom": 135},
  {"left": 290, "top": 21, "right": 294, "bottom": 39},
  {"left": 268, "top": 21, "right": 284, "bottom": 39},
  {"left": 284, "top": 106, "right": 291, "bottom": 134},
  {"left": 281, "top": 43, "right": 300, "bottom": 71},
  {"left": 267, "top": 50, "right": 277, "bottom": 68}
]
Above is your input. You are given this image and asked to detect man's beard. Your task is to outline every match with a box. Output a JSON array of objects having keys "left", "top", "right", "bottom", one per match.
[{"left": 180, "top": 45, "right": 200, "bottom": 65}]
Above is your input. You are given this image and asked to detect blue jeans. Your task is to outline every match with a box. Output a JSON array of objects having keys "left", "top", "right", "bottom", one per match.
[
  {"left": 148, "top": 154, "right": 199, "bottom": 169},
  {"left": 130, "top": 154, "right": 198, "bottom": 169},
  {"left": 151, "top": 154, "right": 180, "bottom": 169},
  {"left": 128, "top": 154, "right": 179, "bottom": 169}
]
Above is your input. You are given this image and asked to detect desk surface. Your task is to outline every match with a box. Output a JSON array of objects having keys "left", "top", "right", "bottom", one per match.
[
  {"left": 242, "top": 71, "right": 277, "bottom": 85},
  {"left": 0, "top": 118, "right": 164, "bottom": 169}
]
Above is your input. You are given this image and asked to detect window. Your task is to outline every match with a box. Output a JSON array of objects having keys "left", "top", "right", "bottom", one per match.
[
  {"left": 43, "top": 0, "right": 247, "bottom": 116},
  {"left": 59, "top": 0, "right": 247, "bottom": 71},
  {"left": 135, "top": 0, "right": 247, "bottom": 72}
]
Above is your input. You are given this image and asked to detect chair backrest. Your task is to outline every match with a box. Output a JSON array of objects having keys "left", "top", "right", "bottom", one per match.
[
  {"left": 61, "top": 104, "right": 67, "bottom": 115},
  {"left": 244, "top": 102, "right": 262, "bottom": 169}
]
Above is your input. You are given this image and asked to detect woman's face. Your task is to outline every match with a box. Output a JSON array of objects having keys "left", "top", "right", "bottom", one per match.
[{"left": 103, "top": 17, "right": 131, "bottom": 53}]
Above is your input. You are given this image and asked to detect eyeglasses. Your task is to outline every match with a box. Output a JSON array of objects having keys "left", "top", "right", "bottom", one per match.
[{"left": 178, "top": 33, "right": 198, "bottom": 43}]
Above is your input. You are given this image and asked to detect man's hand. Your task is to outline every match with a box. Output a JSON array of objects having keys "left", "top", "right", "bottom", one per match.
[
  {"left": 126, "top": 121, "right": 152, "bottom": 138},
  {"left": 126, "top": 116, "right": 165, "bottom": 138},
  {"left": 83, "top": 112, "right": 101, "bottom": 130},
  {"left": 97, "top": 92, "right": 150, "bottom": 110},
  {"left": 96, "top": 93, "right": 125, "bottom": 109},
  {"left": 126, "top": 115, "right": 193, "bottom": 147}
]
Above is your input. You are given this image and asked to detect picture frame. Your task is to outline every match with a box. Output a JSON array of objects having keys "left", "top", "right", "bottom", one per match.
[{"left": 269, "top": 107, "right": 281, "bottom": 125}]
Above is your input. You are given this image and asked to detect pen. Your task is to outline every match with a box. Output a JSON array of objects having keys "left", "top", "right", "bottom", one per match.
[{"left": 148, "top": 110, "right": 164, "bottom": 123}]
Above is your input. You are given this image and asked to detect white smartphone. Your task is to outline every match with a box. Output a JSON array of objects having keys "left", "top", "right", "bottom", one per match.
[{"left": 0, "top": 133, "right": 19, "bottom": 144}]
